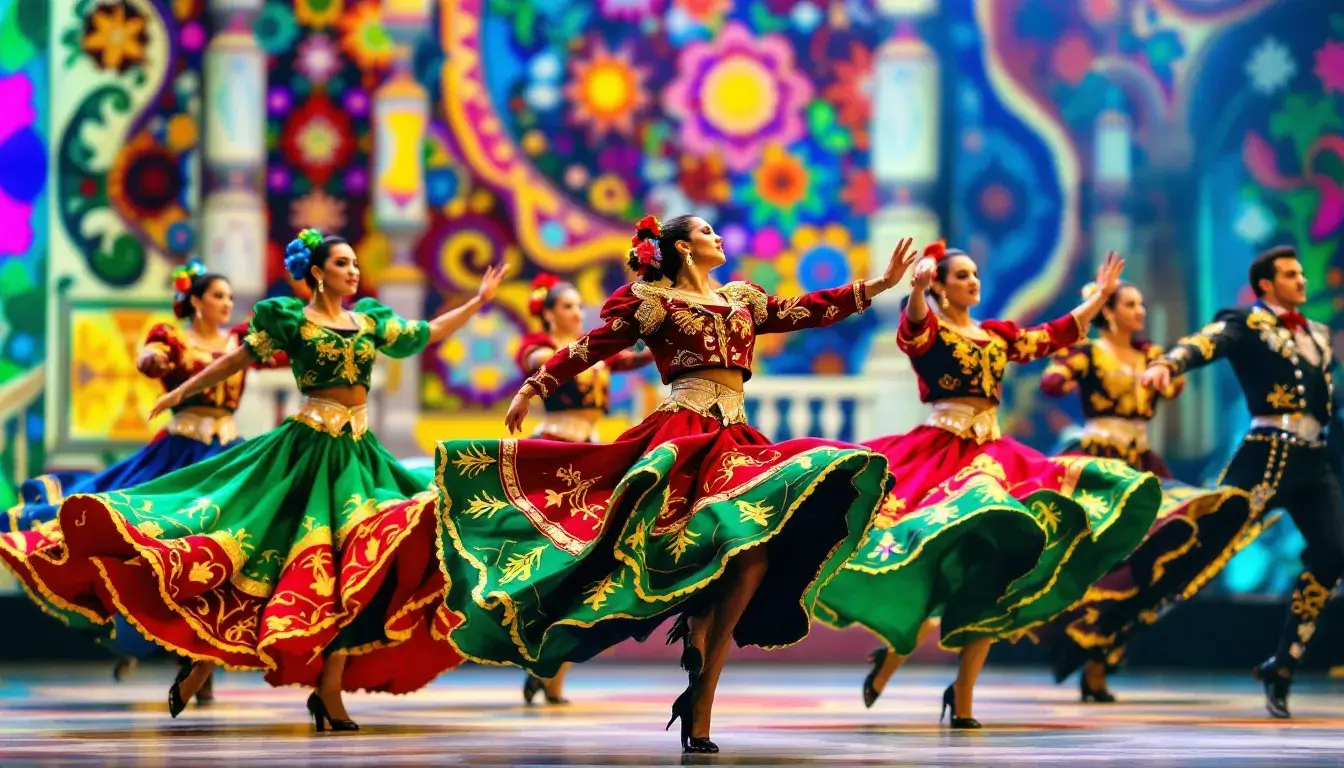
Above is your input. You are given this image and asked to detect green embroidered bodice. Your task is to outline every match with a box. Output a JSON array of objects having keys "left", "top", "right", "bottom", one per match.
[{"left": 243, "top": 297, "right": 429, "bottom": 392}]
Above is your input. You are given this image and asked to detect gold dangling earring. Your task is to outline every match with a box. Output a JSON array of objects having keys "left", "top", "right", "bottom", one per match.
[
  {"left": 684, "top": 250, "right": 692, "bottom": 268},
  {"left": 318, "top": 277, "right": 324, "bottom": 294},
  {"left": 940, "top": 293, "right": 949, "bottom": 310},
  {"left": 195, "top": 308, "right": 201, "bottom": 321}
]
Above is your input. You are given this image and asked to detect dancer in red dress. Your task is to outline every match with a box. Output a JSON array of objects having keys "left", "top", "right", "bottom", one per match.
[
  {"left": 514, "top": 273, "right": 652, "bottom": 704},
  {"left": 817, "top": 244, "right": 1161, "bottom": 727},
  {"left": 434, "top": 215, "right": 918, "bottom": 753}
]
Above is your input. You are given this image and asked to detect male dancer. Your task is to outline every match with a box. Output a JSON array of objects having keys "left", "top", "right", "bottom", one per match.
[{"left": 1143, "top": 245, "right": 1344, "bottom": 718}]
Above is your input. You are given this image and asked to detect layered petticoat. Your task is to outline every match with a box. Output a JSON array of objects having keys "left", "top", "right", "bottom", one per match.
[{"left": 0, "top": 399, "right": 461, "bottom": 693}]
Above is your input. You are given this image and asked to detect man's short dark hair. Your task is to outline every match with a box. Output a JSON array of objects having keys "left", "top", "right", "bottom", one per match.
[{"left": 1249, "top": 245, "right": 1298, "bottom": 298}]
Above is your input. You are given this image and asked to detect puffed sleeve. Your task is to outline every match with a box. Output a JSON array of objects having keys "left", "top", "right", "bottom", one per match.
[
  {"left": 524, "top": 284, "right": 643, "bottom": 398},
  {"left": 516, "top": 331, "right": 558, "bottom": 375},
  {"left": 1041, "top": 342, "right": 1092, "bottom": 397},
  {"left": 230, "top": 321, "right": 289, "bottom": 369},
  {"left": 1146, "top": 344, "right": 1185, "bottom": 398},
  {"left": 353, "top": 297, "right": 431, "bottom": 359},
  {"left": 242, "top": 297, "right": 304, "bottom": 363},
  {"left": 896, "top": 308, "right": 940, "bottom": 358},
  {"left": 1158, "top": 308, "right": 1246, "bottom": 376},
  {"left": 138, "top": 323, "right": 185, "bottom": 378},
  {"left": 985, "top": 314, "right": 1084, "bottom": 364},
  {"left": 719, "top": 281, "right": 870, "bottom": 335}
]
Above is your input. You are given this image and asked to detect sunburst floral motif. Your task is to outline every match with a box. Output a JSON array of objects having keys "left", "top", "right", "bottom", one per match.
[{"left": 566, "top": 42, "right": 648, "bottom": 139}]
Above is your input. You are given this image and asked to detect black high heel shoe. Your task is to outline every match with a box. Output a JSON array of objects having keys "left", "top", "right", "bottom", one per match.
[
  {"left": 522, "top": 673, "right": 570, "bottom": 705},
  {"left": 1080, "top": 675, "right": 1117, "bottom": 703},
  {"left": 168, "top": 661, "right": 192, "bottom": 718},
  {"left": 666, "top": 614, "right": 704, "bottom": 682},
  {"left": 1252, "top": 657, "right": 1291, "bottom": 719},
  {"left": 940, "top": 684, "right": 982, "bottom": 729},
  {"left": 862, "top": 647, "right": 888, "bottom": 709},
  {"left": 667, "top": 684, "right": 718, "bottom": 754},
  {"left": 307, "top": 692, "right": 359, "bottom": 732}
]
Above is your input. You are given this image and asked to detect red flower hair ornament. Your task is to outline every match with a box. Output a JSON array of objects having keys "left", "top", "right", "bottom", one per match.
[
  {"left": 528, "top": 273, "right": 562, "bottom": 316},
  {"left": 626, "top": 214, "right": 664, "bottom": 277}
]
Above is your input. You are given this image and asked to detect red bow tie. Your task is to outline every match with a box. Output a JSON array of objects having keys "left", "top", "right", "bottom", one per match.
[{"left": 1279, "top": 310, "right": 1308, "bottom": 333}]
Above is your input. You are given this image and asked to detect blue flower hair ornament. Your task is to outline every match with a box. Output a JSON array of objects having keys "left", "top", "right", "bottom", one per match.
[{"left": 284, "top": 228, "right": 325, "bottom": 281}]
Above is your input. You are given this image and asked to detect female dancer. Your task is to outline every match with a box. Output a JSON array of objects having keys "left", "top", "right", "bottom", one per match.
[
  {"left": 6, "top": 262, "right": 266, "bottom": 534},
  {"left": 817, "top": 243, "right": 1161, "bottom": 727},
  {"left": 1040, "top": 282, "right": 1252, "bottom": 701},
  {"left": 0, "top": 228, "right": 503, "bottom": 730},
  {"left": 5, "top": 261, "right": 284, "bottom": 698},
  {"left": 515, "top": 273, "right": 653, "bottom": 704},
  {"left": 435, "top": 215, "right": 916, "bottom": 753}
]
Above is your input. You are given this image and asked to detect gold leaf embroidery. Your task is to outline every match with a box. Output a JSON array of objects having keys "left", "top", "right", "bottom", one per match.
[
  {"left": 499, "top": 545, "right": 547, "bottom": 585},
  {"left": 824, "top": 306, "right": 840, "bottom": 320},
  {"left": 543, "top": 466, "right": 604, "bottom": 522},
  {"left": 728, "top": 311, "right": 753, "bottom": 339},
  {"left": 1013, "top": 329, "right": 1051, "bottom": 360},
  {"left": 463, "top": 493, "right": 508, "bottom": 519},
  {"left": 1031, "top": 499, "right": 1063, "bottom": 535},
  {"left": 671, "top": 309, "right": 708, "bottom": 335},
  {"left": 623, "top": 520, "right": 647, "bottom": 551},
  {"left": 630, "top": 283, "right": 669, "bottom": 333},
  {"left": 135, "top": 520, "right": 164, "bottom": 538},
  {"left": 453, "top": 444, "right": 497, "bottom": 478},
  {"left": 566, "top": 337, "right": 590, "bottom": 363},
  {"left": 265, "top": 615, "right": 293, "bottom": 632},
  {"left": 718, "top": 282, "right": 768, "bottom": 324},
  {"left": 583, "top": 573, "right": 622, "bottom": 611},
  {"left": 735, "top": 499, "right": 774, "bottom": 526},
  {"left": 244, "top": 330, "right": 277, "bottom": 361},
  {"left": 188, "top": 561, "right": 218, "bottom": 584},
  {"left": 938, "top": 374, "right": 960, "bottom": 391},
  {"left": 707, "top": 450, "right": 781, "bottom": 492},
  {"left": 670, "top": 349, "right": 704, "bottom": 367},
  {"left": 667, "top": 525, "right": 699, "bottom": 563},
  {"left": 872, "top": 496, "right": 907, "bottom": 530},
  {"left": 775, "top": 297, "right": 812, "bottom": 324},
  {"left": 1075, "top": 490, "right": 1108, "bottom": 522},
  {"left": 1267, "top": 383, "right": 1298, "bottom": 409},
  {"left": 381, "top": 316, "right": 406, "bottom": 346}
]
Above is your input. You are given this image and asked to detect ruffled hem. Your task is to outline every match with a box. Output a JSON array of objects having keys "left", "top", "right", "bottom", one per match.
[
  {"left": 435, "top": 408, "right": 890, "bottom": 678},
  {"left": 818, "top": 427, "right": 1161, "bottom": 651},
  {"left": 0, "top": 422, "right": 461, "bottom": 693}
]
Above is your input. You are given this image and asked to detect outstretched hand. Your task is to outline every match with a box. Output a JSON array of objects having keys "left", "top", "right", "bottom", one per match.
[
  {"left": 877, "top": 237, "right": 918, "bottom": 291},
  {"left": 1095, "top": 252, "right": 1125, "bottom": 298},
  {"left": 477, "top": 264, "right": 507, "bottom": 302}
]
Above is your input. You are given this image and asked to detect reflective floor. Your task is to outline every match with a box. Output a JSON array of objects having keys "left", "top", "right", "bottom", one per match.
[{"left": 1, "top": 662, "right": 1342, "bottom": 765}]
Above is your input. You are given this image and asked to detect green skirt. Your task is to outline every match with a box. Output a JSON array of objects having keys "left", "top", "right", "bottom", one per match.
[{"left": 0, "top": 417, "right": 463, "bottom": 693}]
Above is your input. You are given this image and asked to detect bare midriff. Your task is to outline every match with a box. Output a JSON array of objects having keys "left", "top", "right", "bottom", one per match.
[{"left": 304, "top": 385, "right": 368, "bottom": 408}]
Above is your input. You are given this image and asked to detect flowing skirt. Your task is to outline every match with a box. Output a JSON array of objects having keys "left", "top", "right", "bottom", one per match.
[
  {"left": 816, "top": 426, "right": 1161, "bottom": 652},
  {"left": 0, "top": 418, "right": 461, "bottom": 693},
  {"left": 1052, "top": 440, "right": 1254, "bottom": 671},
  {"left": 434, "top": 407, "right": 892, "bottom": 678},
  {"left": 6, "top": 433, "right": 239, "bottom": 533}
]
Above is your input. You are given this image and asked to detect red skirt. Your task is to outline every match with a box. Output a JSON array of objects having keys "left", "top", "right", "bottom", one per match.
[{"left": 817, "top": 425, "right": 1161, "bottom": 652}]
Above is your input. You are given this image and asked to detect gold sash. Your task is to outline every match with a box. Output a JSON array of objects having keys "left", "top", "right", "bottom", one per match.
[{"left": 655, "top": 377, "right": 748, "bottom": 426}]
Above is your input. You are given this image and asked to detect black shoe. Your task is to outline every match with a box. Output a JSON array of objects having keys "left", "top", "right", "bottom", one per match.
[
  {"left": 667, "top": 614, "right": 704, "bottom": 683},
  {"left": 667, "top": 684, "right": 718, "bottom": 754},
  {"left": 862, "top": 647, "right": 888, "bottom": 709},
  {"left": 940, "top": 684, "right": 982, "bottom": 729},
  {"left": 1080, "top": 676, "right": 1117, "bottom": 703},
  {"left": 523, "top": 673, "right": 544, "bottom": 706},
  {"left": 167, "top": 660, "right": 193, "bottom": 718},
  {"left": 1252, "top": 658, "right": 1291, "bottom": 719},
  {"left": 307, "top": 692, "right": 359, "bottom": 732}
]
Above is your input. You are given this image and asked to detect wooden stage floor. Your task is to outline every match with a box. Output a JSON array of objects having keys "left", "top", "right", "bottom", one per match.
[{"left": 0, "top": 662, "right": 1341, "bottom": 765}]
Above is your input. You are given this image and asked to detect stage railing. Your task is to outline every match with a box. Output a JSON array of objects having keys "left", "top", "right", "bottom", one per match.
[{"left": 632, "top": 375, "right": 885, "bottom": 443}]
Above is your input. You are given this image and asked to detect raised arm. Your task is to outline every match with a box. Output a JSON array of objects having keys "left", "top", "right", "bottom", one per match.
[
  {"left": 149, "top": 346, "right": 255, "bottom": 419},
  {"left": 1146, "top": 309, "right": 1246, "bottom": 380},
  {"left": 428, "top": 264, "right": 505, "bottom": 344}
]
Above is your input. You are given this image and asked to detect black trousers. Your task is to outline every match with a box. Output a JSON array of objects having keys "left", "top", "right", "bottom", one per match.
[{"left": 1220, "top": 431, "right": 1344, "bottom": 672}]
